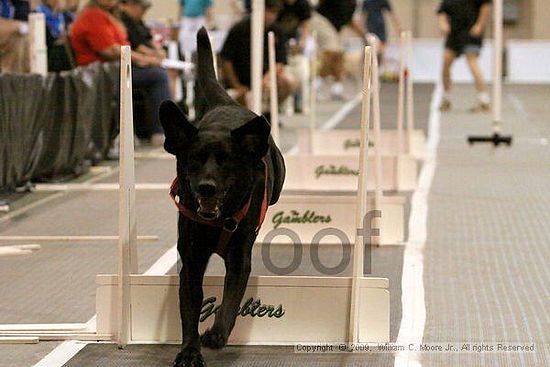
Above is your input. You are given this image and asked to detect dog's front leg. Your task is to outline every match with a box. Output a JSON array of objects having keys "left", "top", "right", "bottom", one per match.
[
  {"left": 174, "top": 233, "right": 210, "bottom": 367},
  {"left": 201, "top": 233, "right": 254, "bottom": 349}
]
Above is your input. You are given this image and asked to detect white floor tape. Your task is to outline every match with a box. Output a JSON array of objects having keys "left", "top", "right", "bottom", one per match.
[{"left": 394, "top": 84, "right": 442, "bottom": 367}]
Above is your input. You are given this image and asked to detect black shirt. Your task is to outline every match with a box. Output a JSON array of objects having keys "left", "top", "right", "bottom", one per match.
[
  {"left": 220, "top": 16, "right": 287, "bottom": 88},
  {"left": 317, "top": 0, "right": 357, "bottom": 31},
  {"left": 277, "top": 0, "right": 312, "bottom": 39},
  {"left": 437, "top": 0, "right": 491, "bottom": 34},
  {"left": 119, "top": 11, "right": 153, "bottom": 50},
  {"left": 12, "top": 0, "right": 29, "bottom": 21}
]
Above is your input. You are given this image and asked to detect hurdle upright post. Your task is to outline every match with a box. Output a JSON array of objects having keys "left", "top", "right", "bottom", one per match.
[
  {"left": 368, "top": 35, "right": 384, "bottom": 224},
  {"left": 167, "top": 41, "right": 183, "bottom": 102},
  {"left": 349, "top": 46, "right": 373, "bottom": 343},
  {"left": 117, "top": 46, "right": 138, "bottom": 347},
  {"left": 184, "top": 50, "right": 195, "bottom": 121},
  {"left": 308, "top": 32, "right": 318, "bottom": 154},
  {"left": 251, "top": 0, "right": 265, "bottom": 114},
  {"left": 405, "top": 31, "right": 415, "bottom": 153},
  {"left": 268, "top": 32, "right": 281, "bottom": 146},
  {"left": 396, "top": 31, "right": 406, "bottom": 155},
  {"left": 493, "top": 0, "right": 503, "bottom": 132},
  {"left": 28, "top": 13, "right": 47, "bottom": 76}
]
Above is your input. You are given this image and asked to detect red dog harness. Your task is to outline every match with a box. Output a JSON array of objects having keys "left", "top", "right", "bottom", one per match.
[{"left": 169, "top": 159, "right": 269, "bottom": 256}]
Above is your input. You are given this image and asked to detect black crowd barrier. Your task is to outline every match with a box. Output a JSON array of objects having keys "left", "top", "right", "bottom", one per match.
[{"left": 0, "top": 62, "right": 120, "bottom": 192}]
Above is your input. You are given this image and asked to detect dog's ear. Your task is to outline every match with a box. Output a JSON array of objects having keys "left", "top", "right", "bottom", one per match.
[
  {"left": 159, "top": 100, "right": 197, "bottom": 155},
  {"left": 231, "top": 115, "right": 271, "bottom": 160}
]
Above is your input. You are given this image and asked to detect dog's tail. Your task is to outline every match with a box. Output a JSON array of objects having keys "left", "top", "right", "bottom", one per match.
[{"left": 196, "top": 27, "right": 235, "bottom": 109}]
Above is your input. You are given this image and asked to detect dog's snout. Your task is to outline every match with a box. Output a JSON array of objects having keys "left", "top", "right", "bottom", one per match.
[{"left": 198, "top": 180, "right": 217, "bottom": 198}]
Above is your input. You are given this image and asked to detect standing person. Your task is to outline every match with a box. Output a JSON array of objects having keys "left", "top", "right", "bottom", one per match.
[
  {"left": 437, "top": 0, "right": 492, "bottom": 112},
  {"left": 36, "top": 0, "right": 65, "bottom": 47},
  {"left": 70, "top": 0, "right": 171, "bottom": 146},
  {"left": 118, "top": 0, "right": 180, "bottom": 99},
  {"left": 36, "top": 0, "right": 76, "bottom": 71},
  {"left": 220, "top": 0, "right": 296, "bottom": 109},
  {"left": 313, "top": 0, "right": 365, "bottom": 100},
  {"left": 362, "top": 0, "right": 401, "bottom": 57},
  {"left": 277, "top": 0, "right": 311, "bottom": 49},
  {"left": 178, "top": 0, "right": 213, "bottom": 54}
]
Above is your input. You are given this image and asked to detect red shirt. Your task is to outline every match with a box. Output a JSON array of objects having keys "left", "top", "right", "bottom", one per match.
[{"left": 69, "top": 7, "right": 129, "bottom": 66}]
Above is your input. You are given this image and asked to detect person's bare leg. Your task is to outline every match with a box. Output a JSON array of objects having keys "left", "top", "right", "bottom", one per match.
[
  {"left": 442, "top": 48, "right": 455, "bottom": 93},
  {"left": 328, "top": 51, "right": 345, "bottom": 100},
  {"left": 440, "top": 48, "right": 456, "bottom": 111},
  {"left": 166, "top": 69, "right": 179, "bottom": 99},
  {"left": 465, "top": 52, "right": 486, "bottom": 93},
  {"left": 465, "top": 52, "right": 490, "bottom": 111}
]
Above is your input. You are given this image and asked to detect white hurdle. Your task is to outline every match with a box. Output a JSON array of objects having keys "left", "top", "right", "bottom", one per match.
[
  {"left": 297, "top": 32, "right": 426, "bottom": 159},
  {"left": 260, "top": 38, "right": 406, "bottom": 245},
  {"left": 287, "top": 35, "right": 418, "bottom": 192},
  {"left": 95, "top": 46, "right": 389, "bottom": 345}
]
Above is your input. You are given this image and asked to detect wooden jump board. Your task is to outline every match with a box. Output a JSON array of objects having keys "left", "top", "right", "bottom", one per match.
[
  {"left": 96, "top": 275, "right": 390, "bottom": 344},
  {"left": 257, "top": 194, "right": 405, "bottom": 245},
  {"left": 298, "top": 128, "right": 426, "bottom": 159},
  {"left": 283, "top": 154, "right": 418, "bottom": 192}
]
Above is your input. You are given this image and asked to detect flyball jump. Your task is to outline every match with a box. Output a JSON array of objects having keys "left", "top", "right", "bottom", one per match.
[
  {"left": 467, "top": 0, "right": 512, "bottom": 146},
  {"left": 297, "top": 30, "right": 426, "bottom": 159},
  {"left": 95, "top": 30, "right": 390, "bottom": 353},
  {"left": 262, "top": 26, "right": 405, "bottom": 245}
]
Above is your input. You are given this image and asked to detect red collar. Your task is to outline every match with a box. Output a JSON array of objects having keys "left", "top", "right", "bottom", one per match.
[{"left": 169, "top": 158, "right": 269, "bottom": 256}]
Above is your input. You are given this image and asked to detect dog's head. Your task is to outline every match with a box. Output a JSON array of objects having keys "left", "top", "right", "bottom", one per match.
[{"left": 159, "top": 28, "right": 271, "bottom": 221}]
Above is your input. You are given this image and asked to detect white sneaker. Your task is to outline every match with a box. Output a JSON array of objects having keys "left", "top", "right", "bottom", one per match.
[{"left": 330, "top": 82, "right": 345, "bottom": 100}]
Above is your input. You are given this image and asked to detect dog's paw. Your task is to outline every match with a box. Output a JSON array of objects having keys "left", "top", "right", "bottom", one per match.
[
  {"left": 201, "top": 327, "right": 227, "bottom": 349},
  {"left": 173, "top": 350, "right": 206, "bottom": 367}
]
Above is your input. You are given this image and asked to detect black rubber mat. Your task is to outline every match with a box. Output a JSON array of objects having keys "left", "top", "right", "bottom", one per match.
[
  {"left": 63, "top": 344, "right": 397, "bottom": 367},
  {"left": 1, "top": 83, "right": 433, "bottom": 366}
]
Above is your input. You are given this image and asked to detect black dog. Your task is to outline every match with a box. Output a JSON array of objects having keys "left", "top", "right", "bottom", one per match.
[{"left": 159, "top": 28, "right": 285, "bottom": 367}]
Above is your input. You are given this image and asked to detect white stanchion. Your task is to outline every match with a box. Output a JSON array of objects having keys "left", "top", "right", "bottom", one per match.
[
  {"left": 405, "top": 31, "right": 415, "bottom": 150},
  {"left": 184, "top": 50, "right": 196, "bottom": 121},
  {"left": 308, "top": 32, "right": 318, "bottom": 153},
  {"left": 251, "top": 0, "right": 265, "bottom": 114},
  {"left": 397, "top": 32, "right": 406, "bottom": 155},
  {"left": 367, "top": 35, "right": 384, "bottom": 214},
  {"left": 493, "top": 0, "right": 503, "bottom": 131},
  {"left": 167, "top": 41, "right": 183, "bottom": 102},
  {"left": 28, "top": 13, "right": 47, "bottom": 76},
  {"left": 349, "top": 46, "right": 373, "bottom": 342},
  {"left": 268, "top": 32, "right": 280, "bottom": 146},
  {"left": 117, "top": 46, "right": 137, "bottom": 347}
]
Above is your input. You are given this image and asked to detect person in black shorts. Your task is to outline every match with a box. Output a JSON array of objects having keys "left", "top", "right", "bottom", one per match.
[
  {"left": 221, "top": 0, "right": 296, "bottom": 108},
  {"left": 315, "top": 0, "right": 365, "bottom": 100},
  {"left": 362, "top": 0, "right": 401, "bottom": 56},
  {"left": 277, "top": 0, "right": 311, "bottom": 50},
  {"left": 437, "top": 0, "right": 492, "bottom": 112}
]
